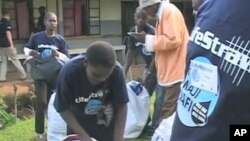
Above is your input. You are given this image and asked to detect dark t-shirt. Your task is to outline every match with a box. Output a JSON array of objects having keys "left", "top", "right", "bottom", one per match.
[
  {"left": 171, "top": 0, "right": 250, "bottom": 141},
  {"left": 25, "top": 31, "right": 69, "bottom": 87},
  {"left": 54, "top": 55, "right": 129, "bottom": 141},
  {"left": 25, "top": 31, "right": 69, "bottom": 56},
  {"left": 124, "top": 24, "right": 155, "bottom": 68},
  {"left": 0, "top": 18, "right": 11, "bottom": 47},
  {"left": 37, "top": 15, "right": 45, "bottom": 32}
]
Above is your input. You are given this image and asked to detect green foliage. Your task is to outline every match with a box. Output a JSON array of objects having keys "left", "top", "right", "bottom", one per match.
[
  {"left": 16, "top": 94, "right": 35, "bottom": 110},
  {"left": 0, "top": 97, "right": 16, "bottom": 130},
  {"left": 2, "top": 95, "right": 14, "bottom": 112}
]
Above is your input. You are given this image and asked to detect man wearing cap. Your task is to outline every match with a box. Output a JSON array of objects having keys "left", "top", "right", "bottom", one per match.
[{"left": 131, "top": 0, "right": 189, "bottom": 132}]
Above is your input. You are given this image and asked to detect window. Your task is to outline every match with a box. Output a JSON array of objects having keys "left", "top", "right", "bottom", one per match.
[
  {"left": 86, "top": 0, "right": 101, "bottom": 35},
  {"left": 31, "top": 0, "right": 48, "bottom": 32},
  {"left": 63, "top": 0, "right": 101, "bottom": 36},
  {"left": 63, "top": 0, "right": 83, "bottom": 36},
  {"left": 2, "top": 0, "right": 30, "bottom": 39}
]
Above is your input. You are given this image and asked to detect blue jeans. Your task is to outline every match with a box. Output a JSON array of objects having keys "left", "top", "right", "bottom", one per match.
[{"left": 151, "top": 85, "right": 166, "bottom": 129}]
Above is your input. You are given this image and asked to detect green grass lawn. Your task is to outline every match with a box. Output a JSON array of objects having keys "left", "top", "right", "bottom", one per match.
[{"left": 0, "top": 117, "right": 36, "bottom": 141}]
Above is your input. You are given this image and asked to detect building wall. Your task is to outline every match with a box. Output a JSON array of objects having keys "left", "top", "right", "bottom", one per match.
[
  {"left": 100, "top": 0, "right": 122, "bottom": 35},
  {"left": 100, "top": 0, "right": 121, "bottom": 21},
  {"left": 14, "top": 0, "right": 122, "bottom": 53},
  {"left": 101, "top": 20, "right": 121, "bottom": 35},
  {"left": 47, "top": 0, "right": 57, "bottom": 14},
  {"left": 31, "top": 0, "right": 121, "bottom": 35}
]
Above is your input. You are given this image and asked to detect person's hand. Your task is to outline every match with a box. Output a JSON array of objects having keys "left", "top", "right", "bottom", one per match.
[
  {"left": 51, "top": 48, "right": 59, "bottom": 57},
  {"left": 10, "top": 45, "right": 15, "bottom": 48},
  {"left": 29, "top": 50, "right": 39, "bottom": 56},
  {"left": 130, "top": 31, "right": 146, "bottom": 43},
  {"left": 9, "top": 47, "right": 17, "bottom": 55}
]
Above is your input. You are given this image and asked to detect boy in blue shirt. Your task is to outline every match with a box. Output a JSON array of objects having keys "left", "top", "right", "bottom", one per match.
[{"left": 54, "top": 41, "right": 128, "bottom": 141}]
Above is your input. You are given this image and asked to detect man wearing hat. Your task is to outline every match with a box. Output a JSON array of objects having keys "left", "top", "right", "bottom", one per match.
[{"left": 131, "top": 0, "right": 189, "bottom": 133}]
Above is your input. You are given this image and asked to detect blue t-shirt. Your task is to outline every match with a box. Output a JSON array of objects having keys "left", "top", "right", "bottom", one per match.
[
  {"left": 25, "top": 31, "right": 69, "bottom": 57},
  {"left": 54, "top": 55, "right": 129, "bottom": 141},
  {"left": 124, "top": 24, "right": 155, "bottom": 68},
  {"left": 0, "top": 18, "right": 11, "bottom": 48},
  {"left": 171, "top": 0, "right": 250, "bottom": 141}
]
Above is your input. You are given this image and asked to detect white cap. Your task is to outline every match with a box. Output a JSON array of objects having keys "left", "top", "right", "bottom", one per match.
[{"left": 139, "top": 0, "right": 161, "bottom": 8}]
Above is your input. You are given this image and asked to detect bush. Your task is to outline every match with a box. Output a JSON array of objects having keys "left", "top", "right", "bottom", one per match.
[
  {"left": 0, "top": 97, "right": 16, "bottom": 130},
  {"left": 0, "top": 93, "right": 36, "bottom": 128},
  {"left": 17, "top": 94, "right": 34, "bottom": 110}
]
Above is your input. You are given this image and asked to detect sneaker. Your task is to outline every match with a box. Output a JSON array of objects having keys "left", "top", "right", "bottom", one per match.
[{"left": 37, "top": 134, "right": 46, "bottom": 141}]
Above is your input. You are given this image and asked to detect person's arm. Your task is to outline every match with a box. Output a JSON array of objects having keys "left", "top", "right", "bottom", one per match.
[
  {"left": 110, "top": 66, "right": 129, "bottom": 141},
  {"left": 123, "top": 34, "right": 137, "bottom": 77},
  {"left": 143, "top": 54, "right": 156, "bottom": 84},
  {"left": 54, "top": 36, "right": 70, "bottom": 62},
  {"left": 60, "top": 109, "right": 93, "bottom": 141},
  {"left": 37, "top": 17, "right": 43, "bottom": 32},
  {"left": 145, "top": 7, "right": 182, "bottom": 52},
  {"left": 6, "top": 31, "right": 14, "bottom": 48},
  {"left": 124, "top": 49, "right": 135, "bottom": 77},
  {"left": 54, "top": 64, "right": 95, "bottom": 141},
  {"left": 59, "top": 37, "right": 70, "bottom": 57},
  {"left": 113, "top": 104, "right": 127, "bottom": 141},
  {"left": 23, "top": 34, "right": 38, "bottom": 56}
]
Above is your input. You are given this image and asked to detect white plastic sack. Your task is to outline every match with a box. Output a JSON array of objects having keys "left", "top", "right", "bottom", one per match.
[
  {"left": 47, "top": 93, "right": 67, "bottom": 141},
  {"left": 151, "top": 112, "right": 176, "bottom": 141},
  {"left": 124, "top": 81, "right": 150, "bottom": 139}
]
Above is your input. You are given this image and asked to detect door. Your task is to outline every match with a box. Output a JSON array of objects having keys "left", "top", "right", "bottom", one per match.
[{"left": 121, "top": 1, "right": 138, "bottom": 40}]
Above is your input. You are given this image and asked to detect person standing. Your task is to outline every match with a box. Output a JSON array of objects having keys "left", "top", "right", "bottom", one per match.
[
  {"left": 0, "top": 11, "right": 27, "bottom": 82},
  {"left": 123, "top": 7, "right": 157, "bottom": 96},
  {"left": 123, "top": 7, "right": 157, "bottom": 136},
  {"left": 132, "top": 0, "right": 189, "bottom": 134},
  {"left": 171, "top": 0, "right": 250, "bottom": 141},
  {"left": 37, "top": 6, "right": 46, "bottom": 32},
  {"left": 24, "top": 12, "right": 69, "bottom": 141}
]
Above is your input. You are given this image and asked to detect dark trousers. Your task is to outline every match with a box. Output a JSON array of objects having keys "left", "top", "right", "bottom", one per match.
[
  {"left": 143, "top": 71, "right": 157, "bottom": 97},
  {"left": 34, "top": 80, "right": 53, "bottom": 134},
  {"left": 151, "top": 82, "right": 181, "bottom": 130}
]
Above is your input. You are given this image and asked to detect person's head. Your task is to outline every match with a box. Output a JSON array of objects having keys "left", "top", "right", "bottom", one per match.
[
  {"left": 38, "top": 6, "right": 46, "bottom": 16},
  {"left": 85, "top": 41, "right": 116, "bottom": 85},
  {"left": 2, "top": 10, "right": 10, "bottom": 20},
  {"left": 139, "top": 0, "right": 161, "bottom": 19},
  {"left": 134, "top": 7, "right": 148, "bottom": 28},
  {"left": 44, "top": 12, "right": 57, "bottom": 31}
]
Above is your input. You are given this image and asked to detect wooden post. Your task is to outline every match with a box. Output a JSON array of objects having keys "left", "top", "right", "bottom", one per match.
[
  {"left": 57, "top": 0, "right": 64, "bottom": 35},
  {"left": 13, "top": 85, "right": 17, "bottom": 120}
]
